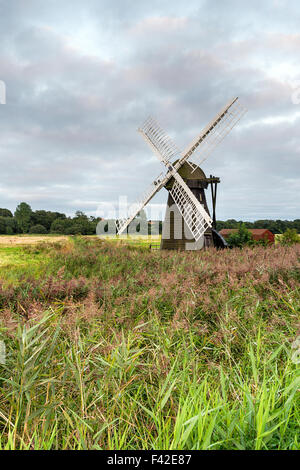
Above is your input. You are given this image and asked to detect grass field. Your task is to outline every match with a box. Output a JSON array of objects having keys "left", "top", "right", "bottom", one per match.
[{"left": 0, "top": 236, "right": 299, "bottom": 450}]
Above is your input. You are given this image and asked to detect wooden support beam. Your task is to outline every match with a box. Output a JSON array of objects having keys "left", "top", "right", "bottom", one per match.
[{"left": 210, "top": 174, "right": 219, "bottom": 229}]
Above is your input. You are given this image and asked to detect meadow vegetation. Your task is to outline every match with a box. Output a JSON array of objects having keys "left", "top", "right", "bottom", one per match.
[{"left": 0, "top": 237, "right": 299, "bottom": 450}]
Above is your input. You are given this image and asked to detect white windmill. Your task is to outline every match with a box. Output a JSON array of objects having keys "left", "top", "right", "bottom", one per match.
[{"left": 116, "top": 97, "right": 246, "bottom": 250}]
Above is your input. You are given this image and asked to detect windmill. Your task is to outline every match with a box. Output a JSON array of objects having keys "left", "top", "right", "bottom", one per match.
[{"left": 116, "top": 97, "right": 246, "bottom": 250}]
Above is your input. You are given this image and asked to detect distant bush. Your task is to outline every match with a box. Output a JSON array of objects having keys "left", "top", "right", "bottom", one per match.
[
  {"left": 254, "top": 236, "right": 270, "bottom": 247},
  {"left": 0, "top": 216, "right": 17, "bottom": 234},
  {"left": 65, "top": 224, "right": 83, "bottom": 235},
  {"left": 29, "top": 224, "right": 47, "bottom": 234},
  {"left": 279, "top": 228, "right": 300, "bottom": 246},
  {"left": 226, "top": 224, "right": 253, "bottom": 248}
]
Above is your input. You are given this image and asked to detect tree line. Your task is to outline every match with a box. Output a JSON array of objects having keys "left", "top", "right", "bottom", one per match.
[
  {"left": 0, "top": 202, "right": 299, "bottom": 235},
  {"left": 216, "top": 219, "right": 300, "bottom": 234},
  {"left": 0, "top": 203, "right": 101, "bottom": 235}
]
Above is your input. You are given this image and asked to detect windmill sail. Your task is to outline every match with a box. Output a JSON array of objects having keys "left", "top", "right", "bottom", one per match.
[
  {"left": 176, "top": 97, "right": 246, "bottom": 170},
  {"left": 116, "top": 172, "right": 168, "bottom": 235},
  {"left": 138, "top": 117, "right": 181, "bottom": 164},
  {"left": 170, "top": 172, "right": 212, "bottom": 242}
]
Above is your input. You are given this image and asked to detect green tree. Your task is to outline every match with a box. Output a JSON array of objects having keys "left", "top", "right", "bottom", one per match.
[
  {"left": 292, "top": 219, "right": 300, "bottom": 232},
  {"left": 0, "top": 216, "right": 17, "bottom": 234},
  {"left": 32, "top": 210, "right": 66, "bottom": 232},
  {"left": 14, "top": 202, "right": 33, "bottom": 233},
  {"left": 5, "top": 217, "right": 17, "bottom": 234},
  {"left": 227, "top": 224, "right": 253, "bottom": 248},
  {"left": 279, "top": 228, "right": 299, "bottom": 246},
  {"left": 29, "top": 224, "right": 47, "bottom": 234},
  {"left": 72, "top": 211, "right": 97, "bottom": 235},
  {"left": 0, "top": 217, "right": 7, "bottom": 234},
  {"left": 0, "top": 208, "right": 13, "bottom": 217},
  {"left": 65, "top": 224, "right": 84, "bottom": 235},
  {"left": 51, "top": 219, "right": 67, "bottom": 234},
  {"left": 225, "top": 219, "right": 239, "bottom": 229},
  {"left": 50, "top": 218, "right": 75, "bottom": 234}
]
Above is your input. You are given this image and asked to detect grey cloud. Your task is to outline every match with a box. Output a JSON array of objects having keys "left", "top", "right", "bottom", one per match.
[{"left": 0, "top": 0, "right": 299, "bottom": 220}]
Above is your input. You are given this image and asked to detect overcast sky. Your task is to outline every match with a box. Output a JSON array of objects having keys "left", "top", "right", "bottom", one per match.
[{"left": 0, "top": 0, "right": 299, "bottom": 221}]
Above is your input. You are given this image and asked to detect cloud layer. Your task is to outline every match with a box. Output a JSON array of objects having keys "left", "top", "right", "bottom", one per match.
[{"left": 0, "top": 0, "right": 300, "bottom": 220}]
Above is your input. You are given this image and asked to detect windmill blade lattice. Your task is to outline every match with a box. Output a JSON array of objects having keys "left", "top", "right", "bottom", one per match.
[
  {"left": 138, "top": 117, "right": 181, "bottom": 164},
  {"left": 179, "top": 98, "right": 247, "bottom": 170},
  {"left": 116, "top": 172, "right": 168, "bottom": 235},
  {"left": 170, "top": 172, "right": 212, "bottom": 242}
]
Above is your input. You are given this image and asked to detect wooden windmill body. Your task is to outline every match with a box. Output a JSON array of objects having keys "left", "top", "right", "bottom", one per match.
[
  {"left": 160, "top": 162, "right": 220, "bottom": 250},
  {"left": 116, "top": 98, "right": 246, "bottom": 249}
]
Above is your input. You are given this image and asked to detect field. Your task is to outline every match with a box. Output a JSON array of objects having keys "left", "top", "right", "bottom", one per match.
[
  {"left": 275, "top": 234, "right": 300, "bottom": 243},
  {"left": 0, "top": 236, "right": 299, "bottom": 450},
  {"left": 0, "top": 235, "right": 70, "bottom": 245}
]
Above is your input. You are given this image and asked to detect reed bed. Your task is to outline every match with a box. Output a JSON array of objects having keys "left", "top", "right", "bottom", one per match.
[{"left": 0, "top": 238, "right": 299, "bottom": 449}]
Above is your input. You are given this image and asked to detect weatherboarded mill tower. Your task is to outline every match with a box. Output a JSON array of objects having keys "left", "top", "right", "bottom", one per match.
[
  {"left": 116, "top": 97, "right": 246, "bottom": 250},
  {"left": 161, "top": 162, "right": 220, "bottom": 250}
]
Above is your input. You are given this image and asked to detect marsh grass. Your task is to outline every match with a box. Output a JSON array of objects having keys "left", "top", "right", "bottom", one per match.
[{"left": 0, "top": 238, "right": 299, "bottom": 449}]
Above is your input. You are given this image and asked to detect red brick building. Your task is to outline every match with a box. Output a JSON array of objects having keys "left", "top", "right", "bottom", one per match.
[{"left": 219, "top": 228, "right": 275, "bottom": 244}]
